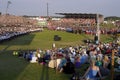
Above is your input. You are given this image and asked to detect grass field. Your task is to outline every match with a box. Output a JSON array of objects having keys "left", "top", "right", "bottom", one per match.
[
  {"left": 0, "top": 30, "right": 113, "bottom": 50},
  {"left": 0, "top": 30, "right": 115, "bottom": 80}
]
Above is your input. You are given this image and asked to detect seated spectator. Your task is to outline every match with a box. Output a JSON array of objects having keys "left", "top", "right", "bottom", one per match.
[
  {"left": 58, "top": 55, "right": 67, "bottom": 70},
  {"left": 103, "top": 55, "right": 110, "bottom": 69},
  {"left": 60, "top": 58, "right": 75, "bottom": 74},
  {"left": 48, "top": 59, "right": 56, "bottom": 68},
  {"left": 70, "top": 56, "right": 75, "bottom": 64},
  {"left": 98, "top": 55, "right": 110, "bottom": 77},
  {"left": 95, "top": 56, "right": 102, "bottom": 67},
  {"left": 56, "top": 58, "right": 62, "bottom": 70},
  {"left": 30, "top": 53, "right": 37, "bottom": 63},
  {"left": 99, "top": 66, "right": 110, "bottom": 77},
  {"left": 37, "top": 53, "right": 41, "bottom": 63},
  {"left": 82, "top": 60, "right": 102, "bottom": 80},
  {"left": 80, "top": 53, "right": 88, "bottom": 64},
  {"left": 75, "top": 56, "right": 81, "bottom": 68}
]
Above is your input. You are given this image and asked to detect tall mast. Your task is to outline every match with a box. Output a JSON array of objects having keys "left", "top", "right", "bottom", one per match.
[
  {"left": 47, "top": 3, "right": 49, "bottom": 17},
  {"left": 97, "top": 13, "right": 100, "bottom": 42},
  {"left": 6, "top": 1, "right": 11, "bottom": 15}
]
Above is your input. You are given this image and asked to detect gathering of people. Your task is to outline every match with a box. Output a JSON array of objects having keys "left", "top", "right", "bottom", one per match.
[
  {"left": 0, "top": 14, "right": 119, "bottom": 42},
  {"left": 13, "top": 41, "right": 120, "bottom": 80},
  {"left": 48, "top": 18, "right": 120, "bottom": 36},
  {"left": 0, "top": 15, "right": 43, "bottom": 42},
  {"left": 0, "top": 14, "right": 120, "bottom": 80}
]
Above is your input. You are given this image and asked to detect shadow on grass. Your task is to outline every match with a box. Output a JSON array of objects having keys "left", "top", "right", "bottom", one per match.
[
  {"left": 0, "top": 50, "right": 29, "bottom": 80},
  {"left": 0, "top": 34, "right": 35, "bottom": 45},
  {"left": 40, "top": 63, "right": 49, "bottom": 80},
  {"left": 0, "top": 45, "right": 10, "bottom": 53}
]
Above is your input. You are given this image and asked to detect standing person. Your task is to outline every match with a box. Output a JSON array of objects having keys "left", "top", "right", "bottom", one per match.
[
  {"left": 52, "top": 43, "right": 56, "bottom": 49},
  {"left": 82, "top": 60, "right": 102, "bottom": 80},
  {"left": 94, "top": 34, "right": 99, "bottom": 45}
]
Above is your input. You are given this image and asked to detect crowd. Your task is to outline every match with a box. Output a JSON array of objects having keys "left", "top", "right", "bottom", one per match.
[
  {"left": 116, "top": 21, "right": 120, "bottom": 27},
  {"left": 0, "top": 15, "right": 43, "bottom": 42},
  {"left": 13, "top": 42, "right": 120, "bottom": 80},
  {"left": 48, "top": 18, "right": 120, "bottom": 35},
  {"left": 1, "top": 14, "right": 120, "bottom": 80},
  {"left": 49, "top": 26, "right": 119, "bottom": 36},
  {"left": 48, "top": 18, "right": 96, "bottom": 28}
]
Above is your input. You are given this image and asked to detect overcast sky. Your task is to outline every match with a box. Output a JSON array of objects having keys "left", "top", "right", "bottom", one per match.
[{"left": 0, "top": 0, "right": 120, "bottom": 17}]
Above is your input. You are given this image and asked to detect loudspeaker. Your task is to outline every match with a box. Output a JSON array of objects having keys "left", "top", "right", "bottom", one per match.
[{"left": 54, "top": 35, "right": 61, "bottom": 41}]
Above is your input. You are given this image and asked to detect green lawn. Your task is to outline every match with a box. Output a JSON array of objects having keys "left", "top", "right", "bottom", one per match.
[
  {"left": 0, "top": 30, "right": 113, "bottom": 50},
  {"left": 0, "top": 30, "right": 116, "bottom": 80}
]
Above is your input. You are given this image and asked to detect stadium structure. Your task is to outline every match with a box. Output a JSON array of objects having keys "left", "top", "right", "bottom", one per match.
[{"left": 47, "top": 13, "right": 104, "bottom": 29}]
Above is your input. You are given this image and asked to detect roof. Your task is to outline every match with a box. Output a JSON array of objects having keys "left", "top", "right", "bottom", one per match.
[{"left": 56, "top": 13, "right": 103, "bottom": 18}]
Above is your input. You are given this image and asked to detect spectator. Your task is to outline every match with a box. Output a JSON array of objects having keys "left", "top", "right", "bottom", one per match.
[
  {"left": 60, "top": 58, "right": 75, "bottom": 74},
  {"left": 82, "top": 60, "right": 102, "bottom": 80}
]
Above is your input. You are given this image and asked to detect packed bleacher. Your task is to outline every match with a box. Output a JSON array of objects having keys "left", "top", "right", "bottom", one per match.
[
  {"left": 49, "top": 18, "right": 96, "bottom": 28},
  {"left": 0, "top": 15, "right": 43, "bottom": 42}
]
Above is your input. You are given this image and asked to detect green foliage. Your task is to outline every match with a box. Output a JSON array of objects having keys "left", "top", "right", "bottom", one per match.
[
  {"left": 100, "top": 23, "right": 116, "bottom": 29},
  {"left": 105, "top": 16, "right": 120, "bottom": 21}
]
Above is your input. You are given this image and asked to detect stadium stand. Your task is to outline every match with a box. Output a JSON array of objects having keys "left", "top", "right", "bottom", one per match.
[{"left": 0, "top": 15, "right": 43, "bottom": 42}]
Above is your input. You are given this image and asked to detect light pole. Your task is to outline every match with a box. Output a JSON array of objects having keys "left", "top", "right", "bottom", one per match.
[
  {"left": 94, "top": 14, "right": 100, "bottom": 44},
  {"left": 47, "top": 3, "right": 49, "bottom": 17},
  {"left": 97, "top": 14, "right": 100, "bottom": 43},
  {"left": 6, "top": 1, "right": 11, "bottom": 15}
]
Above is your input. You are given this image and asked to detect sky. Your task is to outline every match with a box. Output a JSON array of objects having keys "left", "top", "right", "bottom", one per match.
[{"left": 0, "top": 0, "right": 120, "bottom": 17}]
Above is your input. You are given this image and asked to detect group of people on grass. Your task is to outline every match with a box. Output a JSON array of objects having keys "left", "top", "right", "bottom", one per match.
[
  {"left": 48, "top": 17, "right": 120, "bottom": 35},
  {"left": 13, "top": 42, "right": 120, "bottom": 80},
  {"left": 0, "top": 15, "right": 43, "bottom": 42}
]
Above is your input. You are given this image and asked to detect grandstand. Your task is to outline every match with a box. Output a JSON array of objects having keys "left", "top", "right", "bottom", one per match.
[
  {"left": 0, "top": 15, "right": 43, "bottom": 42},
  {"left": 48, "top": 13, "right": 104, "bottom": 29}
]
